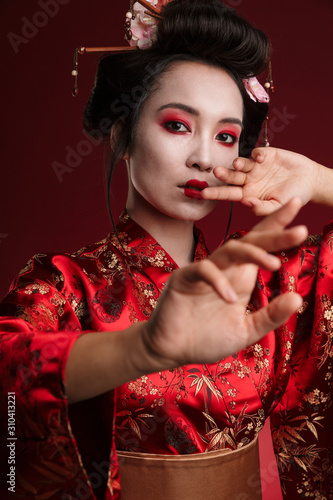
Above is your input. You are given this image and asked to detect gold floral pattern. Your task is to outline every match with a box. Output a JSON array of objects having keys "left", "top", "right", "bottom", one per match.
[{"left": 1, "top": 214, "right": 333, "bottom": 498}]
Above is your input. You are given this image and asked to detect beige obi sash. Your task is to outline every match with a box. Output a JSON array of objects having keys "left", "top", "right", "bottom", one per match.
[{"left": 117, "top": 436, "right": 261, "bottom": 499}]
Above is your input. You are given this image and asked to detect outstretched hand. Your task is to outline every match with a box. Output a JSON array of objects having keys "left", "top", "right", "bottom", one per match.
[
  {"left": 201, "top": 147, "right": 320, "bottom": 216},
  {"left": 142, "top": 198, "right": 308, "bottom": 369}
]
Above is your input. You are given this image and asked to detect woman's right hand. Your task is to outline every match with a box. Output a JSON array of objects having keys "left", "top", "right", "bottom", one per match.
[
  {"left": 66, "top": 199, "right": 308, "bottom": 404},
  {"left": 139, "top": 198, "right": 308, "bottom": 371}
]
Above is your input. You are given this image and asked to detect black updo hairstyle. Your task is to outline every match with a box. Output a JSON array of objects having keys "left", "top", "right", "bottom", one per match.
[{"left": 83, "top": 0, "right": 270, "bottom": 215}]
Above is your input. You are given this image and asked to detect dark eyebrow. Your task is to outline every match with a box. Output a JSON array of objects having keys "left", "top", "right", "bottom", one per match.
[
  {"left": 157, "top": 103, "right": 243, "bottom": 129},
  {"left": 219, "top": 118, "right": 243, "bottom": 129},
  {"left": 158, "top": 103, "right": 199, "bottom": 116}
]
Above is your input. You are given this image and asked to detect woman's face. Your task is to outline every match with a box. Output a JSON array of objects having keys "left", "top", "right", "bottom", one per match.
[{"left": 125, "top": 61, "right": 243, "bottom": 224}]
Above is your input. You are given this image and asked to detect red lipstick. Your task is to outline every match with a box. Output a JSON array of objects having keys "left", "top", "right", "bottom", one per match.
[{"left": 183, "top": 179, "right": 209, "bottom": 199}]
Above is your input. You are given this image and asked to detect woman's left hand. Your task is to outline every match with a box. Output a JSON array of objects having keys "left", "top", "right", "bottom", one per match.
[{"left": 201, "top": 147, "right": 321, "bottom": 216}]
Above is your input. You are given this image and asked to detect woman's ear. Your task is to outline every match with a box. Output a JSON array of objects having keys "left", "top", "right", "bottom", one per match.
[{"left": 110, "top": 119, "right": 129, "bottom": 160}]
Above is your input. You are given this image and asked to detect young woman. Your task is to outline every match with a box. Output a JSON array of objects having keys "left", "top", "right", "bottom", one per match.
[{"left": 1, "top": 1, "right": 333, "bottom": 499}]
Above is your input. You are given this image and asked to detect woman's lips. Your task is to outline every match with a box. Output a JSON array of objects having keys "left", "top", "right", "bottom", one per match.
[{"left": 182, "top": 179, "right": 209, "bottom": 199}]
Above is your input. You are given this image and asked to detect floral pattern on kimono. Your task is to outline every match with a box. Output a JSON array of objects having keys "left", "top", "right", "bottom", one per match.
[{"left": 0, "top": 212, "right": 332, "bottom": 498}]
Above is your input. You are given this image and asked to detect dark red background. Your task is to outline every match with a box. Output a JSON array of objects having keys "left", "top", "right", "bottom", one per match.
[{"left": 0, "top": 2, "right": 332, "bottom": 498}]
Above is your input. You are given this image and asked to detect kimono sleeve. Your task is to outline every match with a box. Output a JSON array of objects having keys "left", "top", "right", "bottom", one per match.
[{"left": 0, "top": 252, "right": 118, "bottom": 499}]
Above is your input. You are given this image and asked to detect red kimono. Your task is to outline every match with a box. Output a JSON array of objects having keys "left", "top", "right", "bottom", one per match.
[{"left": 0, "top": 211, "right": 332, "bottom": 499}]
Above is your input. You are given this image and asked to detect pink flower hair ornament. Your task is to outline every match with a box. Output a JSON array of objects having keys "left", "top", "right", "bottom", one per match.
[
  {"left": 126, "top": 1, "right": 166, "bottom": 49},
  {"left": 242, "top": 77, "right": 270, "bottom": 104}
]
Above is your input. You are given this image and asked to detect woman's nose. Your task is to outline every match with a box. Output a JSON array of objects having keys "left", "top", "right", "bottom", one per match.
[{"left": 186, "top": 137, "right": 214, "bottom": 172}]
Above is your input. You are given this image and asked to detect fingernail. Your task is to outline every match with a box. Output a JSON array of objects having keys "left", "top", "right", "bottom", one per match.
[
  {"left": 225, "top": 287, "right": 238, "bottom": 302},
  {"left": 267, "top": 255, "right": 281, "bottom": 267},
  {"left": 242, "top": 200, "right": 253, "bottom": 207}
]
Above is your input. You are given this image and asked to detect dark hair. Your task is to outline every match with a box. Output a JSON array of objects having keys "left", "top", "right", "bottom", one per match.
[{"left": 83, "top": 0, "right": 270, "bottom": 212}]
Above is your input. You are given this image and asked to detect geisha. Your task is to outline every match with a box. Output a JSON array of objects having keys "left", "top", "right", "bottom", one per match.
[{"left": 1, "top": 1, "right": 333, "bottom": 499}]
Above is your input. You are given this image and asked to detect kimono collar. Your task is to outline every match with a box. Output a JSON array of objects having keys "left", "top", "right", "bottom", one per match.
[{"left": 109, "top": 211, "right": 209, "bottom": 270}]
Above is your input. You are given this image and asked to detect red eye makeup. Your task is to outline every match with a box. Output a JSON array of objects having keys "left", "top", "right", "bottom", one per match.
[
  {"left": 216, "top": 128, "right": 240, "bottom": 146},
  {"left": 158, "top": 112, "right": 192, "bottom": 134}
]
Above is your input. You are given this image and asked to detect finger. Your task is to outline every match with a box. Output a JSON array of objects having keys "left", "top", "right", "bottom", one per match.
[
  {"left": 243, "top": 225, "right": 308, "bottom": 253},
  {"left": 213, "top": 166, "right": 247, "bottom": 185},
  {"left": 247, "top": 292, "right": 303, "bottom": 343},
  {"left": 232, "top": 156, "right": 256, "bottom": 173},
  {"left": 241, "top": 197, "right": 282, "bottom": 215},
  {"left": 174, "top": 260, "right": 238, "bottom": 303},
  {"left": 201, "top": 184, "right": 243, "bottom": 201},
  {"left": 250, "top": 197, "right": 304, "bottom": 233},
  {"left": 211, "top": 239, "right": 281, "bottom": 272},
  {"left": 251, "top": 147, "right": 269, "bottom": 164}
]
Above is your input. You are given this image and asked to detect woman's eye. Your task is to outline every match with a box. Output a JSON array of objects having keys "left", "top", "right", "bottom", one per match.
[
  {"left": 164, "top": 121, "right": 189, "bottom": 133},
  {"left": 216, "top": 133, "right": 238, "bottom": 145}
]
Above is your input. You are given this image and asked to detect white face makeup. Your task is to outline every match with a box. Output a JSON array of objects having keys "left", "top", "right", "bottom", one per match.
[{"left": 125, "top": 61, "right": 243, "bottom": 225}]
